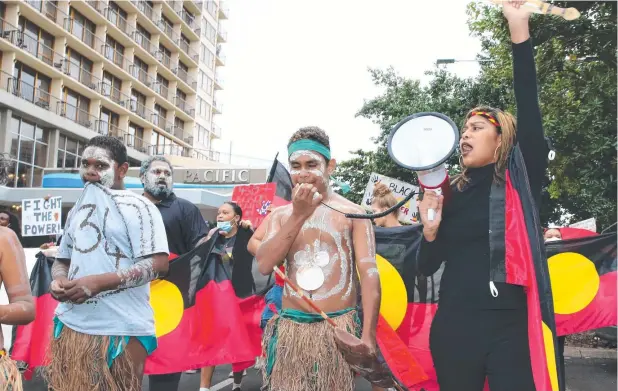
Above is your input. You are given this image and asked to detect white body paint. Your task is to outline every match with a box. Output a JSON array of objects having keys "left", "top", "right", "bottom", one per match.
[
  {"left": 80, "top": 146, "right": 115, "bottom": 188},
  {"left": 143, "top": 161, "right": 173, "bottom": 198}
]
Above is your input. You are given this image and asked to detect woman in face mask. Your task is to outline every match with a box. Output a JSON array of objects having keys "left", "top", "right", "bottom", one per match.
[
  {"left": 544, "top": 228, "right": 562, "bottom": 243},
  {"left": 200, "top": 201, "right": 253, "bottom": 391}
]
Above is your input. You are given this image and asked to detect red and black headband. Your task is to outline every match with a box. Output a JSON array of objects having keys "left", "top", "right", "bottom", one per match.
[{"left": 470, "top": 110, "right": 502, "bottom": 133}]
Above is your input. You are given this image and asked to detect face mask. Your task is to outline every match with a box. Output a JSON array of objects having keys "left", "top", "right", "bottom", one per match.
[
  {"left": 217, "top": 220, "right": 234, "bottom": 233},
  {"left": 545, "top": 237, "right": 561, "bottom": 243}
]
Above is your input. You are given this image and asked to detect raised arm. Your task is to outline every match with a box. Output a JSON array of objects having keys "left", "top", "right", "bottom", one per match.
[
  {"left": 353, "top": 218, "right": 381, "bottom": 351},
  {"left": 256, "top": 183, "right": 321, "bottom": 275},
  {"left": 0, "top": 228, "right": 35, "bottom": 325},
  {"left": 505, "top": 2, "right": 548, "bottom": 199}
]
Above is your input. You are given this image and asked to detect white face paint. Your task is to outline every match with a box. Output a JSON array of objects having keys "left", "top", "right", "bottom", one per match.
[
  {"left": 80, "top": 146, "right": 116, "bottom": 188},
  {"left": 143, "top": 160, "right": 173, "bottom": 199},
  {"left": 289, "top": 150, "right": 329, "bottom": 189}
]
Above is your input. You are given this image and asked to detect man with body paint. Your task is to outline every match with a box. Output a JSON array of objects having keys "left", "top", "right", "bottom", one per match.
[
  {"left": 0, "top": 153, "right": 35, "bottom": 388},
  {"left": 256, "top": 126, "right": 381, "bottom": 391},
  {"left": 139, "top": 155, "right": 211, "bottom": 391},
  {"left": 46, "top": 136, "right": 169, "bottom": 391}
]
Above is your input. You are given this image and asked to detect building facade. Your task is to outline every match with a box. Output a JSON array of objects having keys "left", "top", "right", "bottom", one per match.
[{"left": 0, "top": 0, "right": 228, "bottom": 189}]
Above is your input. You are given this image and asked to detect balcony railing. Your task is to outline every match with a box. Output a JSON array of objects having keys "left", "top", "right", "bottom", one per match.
[
  {"left": 2, "top": 28, "right": 65, "bottom": 69},
  {"left": 212, "top": 123, "right": 222, "bottom": 138},
  {"left": 219, "top": 2, "right": 230, "bottom": 19},
  {"left": 133, "top": 31, "right": 153, "bottom": 54},
  {"left": 57, "top": 100, "right": 97, "bottom": 130},
  {"left": 176, "top": 68, "right": 196, "bottom": 89},
  {"left": 178, "top": 39, "right": 190, "bottom": 54},
  {"left": 87, "top": 0, "right": 105, "bottom": 15},
  {"left": 156, "top": 83, "right": 169, "bottom": 100},
  {"left": 217, "top": 25, "right": 227, "bottom": 42},
  {"left": 100, "top": 44, "right": 125, "bottom": 69},
  {"left": 106, "top": 7, "right": 131, "bottom": 36},
  {"left": 153, "top": 113, "right": 174, "bottom": 132},
  {"left": 167, "top": 1, "right": 183, "bottom": 14},
  {"left": 64, "top": 18, "right": 97, "bottom": 50},
  {"left": 213, "top": 99, "right": 221, "bottom": 113},
  {"left": 25, "top": 0, "right": 68, "bottom": 25},
  {"left": 64, "top": 63, "right": 101, "bottom": 90},
  {"left": 99, "top": 82, "right": 130, "bottom": 106},
  {"left": 156, "top": 50, "right": 172, "bottom": 70},
  {"left": 156, "top": 19, "right": 177, "bottom": 41},
  {"left": 155, "top": 144, "right": 191, "bottom": 157},
  {"left": 214, "top": 75, "right": 223, "bottom": 89},
  {"left": 100, "top": 121, "right": 152, "bottom": 154},
  {"left": 179, "top": 10, "right": 197, "bottom": 30},
  {"left": 135, "top": 0, "right": 155, "bottom": 20},
  {"left": 5, "top": 76, "right": 52, "bottom": 110},
  {"left": 130, "top": 65, "right": 153, "bottom": 87},
  {"left": 174, "top": 96, "right": 194, "bottom": 116}
]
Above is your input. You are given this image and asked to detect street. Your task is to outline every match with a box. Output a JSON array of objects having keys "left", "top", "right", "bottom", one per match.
[{"left": 23, "top": 356, "right": 617, "bottom": 391}]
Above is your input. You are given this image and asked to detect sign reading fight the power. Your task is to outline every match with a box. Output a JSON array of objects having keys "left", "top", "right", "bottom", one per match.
[
  {"left": 361, "top": 173, "right": 420, "bottom": 224},
  {"left": 21, "top": 196, "right": 62, "bottom": 237}
]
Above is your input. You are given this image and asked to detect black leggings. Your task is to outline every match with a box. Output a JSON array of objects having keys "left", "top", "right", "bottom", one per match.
[
  {"left": 430, "top": 307, "right": 536, "bottom": 391},
  {"left": 149, "top": 373, "right": 182, "bottom": 391}
]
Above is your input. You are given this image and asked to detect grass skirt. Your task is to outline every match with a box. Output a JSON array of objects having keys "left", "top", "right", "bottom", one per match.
[
  {"left": 262, "top": 308, "right": 359, "bottom": 391},
  {"left": 0, "top": 352, "right": 22, "bottom": 391},
  {"left": 44, "top": 326, "right": 139, "bottom": 391}
]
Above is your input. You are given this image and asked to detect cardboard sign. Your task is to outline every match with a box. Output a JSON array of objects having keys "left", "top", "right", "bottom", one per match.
[
  {"left": 361, "top": 173, "right": 420, "bottom": 224},
  {"left": 569, "top": 217, "right": 597, "bottom": 233},
  {"left": 232, "top": 183, "right": 277, "bottom": 228},
  {"left": 21, "top": 197, "right": 62, "bottom": 237}
]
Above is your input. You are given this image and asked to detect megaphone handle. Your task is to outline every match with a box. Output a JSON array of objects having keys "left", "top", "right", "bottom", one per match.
[{"left": 427, "top": 188, "right": 443, "bottom": 221}]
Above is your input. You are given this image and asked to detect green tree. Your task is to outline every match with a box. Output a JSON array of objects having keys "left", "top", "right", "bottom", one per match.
[{"left": 337, "top": 1, "right": 616, "bottom": 230}]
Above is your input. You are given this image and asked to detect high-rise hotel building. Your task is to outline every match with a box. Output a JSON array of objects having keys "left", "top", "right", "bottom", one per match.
[{"left": 0, "top": 0, "right": 228, "bottom": 188}]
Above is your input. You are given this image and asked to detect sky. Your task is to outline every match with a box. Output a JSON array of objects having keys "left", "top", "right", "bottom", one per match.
[{"left": 214, "top": 0, "right": 486, "bottom": 168}]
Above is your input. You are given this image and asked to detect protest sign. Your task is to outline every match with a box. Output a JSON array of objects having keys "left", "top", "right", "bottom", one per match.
[
  {"left": 569, "top": 217, "right": 597, "bottom": 233},
  {"left": 21, "top": 197, "right": 62, "bottom": 237},
  {"left": 361, "top": 173, "right": 420, "bottom": 224}
]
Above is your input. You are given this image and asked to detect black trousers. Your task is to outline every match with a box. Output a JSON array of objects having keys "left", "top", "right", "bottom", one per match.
[
  {"left": 430, "top": 307, "right": 536, "bottom": 391},
  {"left": 149, "top": 373, "right": 182, "bottom": 391}
]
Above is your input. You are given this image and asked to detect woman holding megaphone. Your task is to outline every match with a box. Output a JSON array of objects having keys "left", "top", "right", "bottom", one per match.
[{"left": 417, "top": 2, "right": 556, "bottom": 391}]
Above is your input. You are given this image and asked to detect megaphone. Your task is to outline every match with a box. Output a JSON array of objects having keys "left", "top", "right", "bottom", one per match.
[{"left": 387, "top": 112, "right": 460, "bottom": 221}]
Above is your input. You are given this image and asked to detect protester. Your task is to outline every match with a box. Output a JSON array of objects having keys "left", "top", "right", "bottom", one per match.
[
  {"left": 0, "top": 210, "right": 23, "bottom": 245},
  {"left": 544, "top": 227, "right": 562, "bottom": 242},
  {"left": 371, "top": 182, "right": 402, "bottom": 229},
  {"left": 139, "top": 156, "right": 210, "bottom": 391},
  {"left": 200, "top": 201, "right": 254, "bottom": 391},
  {"left": 45, "top": 136, "right": 169, "bottom": 391},
  {"left": 256, "top": 126, "right": 381, "bottom": 391},
  {"left": 0, "top": 152, "right": 35, "bottom": 389},
  {"left": 417, "top": 2, "right": 556, "bottom": 390}
]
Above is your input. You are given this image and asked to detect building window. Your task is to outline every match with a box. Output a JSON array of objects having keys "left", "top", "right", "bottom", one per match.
[
  {"left": 200, "top": 45, "right": 215, "bottom": 70},
  {"left": 12, "top": 61, "right": 51, "bottom": 107},
  {"left": 104, "top": 35, "right": 125, "bottom": 67},
  {"left": 130, "top": 89, "right": 147, "bottom": 118},
  {"left": 56, "top": 134, "right": 84, "bottom": 169},
  {"left": 127, "top": 122, "right": 144, "bottom": 150},
  {"left": 132, "top": 56, "right": 149, "bottom": 84},
  {"left": 7, "top": 115, "right": 48, "bottom": 188},
  {"left": 204, "top": 21, "right": 216, "bottom": 44},
  {"left": 65, "top": 47, "right": 94, "bottom": 86},
  {"left": 62, "top": 87, "right": 91, "bottom": 127},
  {"left": 102, "top": 71, "right": 122, "bottom": 102},
  {"left": 205, "top": 1, "right": 217, "bottom": 18},
  {"left": 68, "top": 7, "right": 96, "bottom": 48},
  {"left": 99, "top": 107, "right": 120, "bottom": 136},
  {"left": 17, "top": 16, "right": 55, "bottom": 66},
  {"left": 174, "top": 117, "right": 184, "bottom": 132}
]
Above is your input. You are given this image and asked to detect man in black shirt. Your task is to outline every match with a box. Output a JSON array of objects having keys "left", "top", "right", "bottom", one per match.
[{"left": 140, "top": 156, "right": 210, "bottom": 391}]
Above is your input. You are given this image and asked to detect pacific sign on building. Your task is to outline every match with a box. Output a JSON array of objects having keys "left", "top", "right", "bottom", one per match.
[{"left": 184, "top": 169, "right": 251, "bottom": 184}]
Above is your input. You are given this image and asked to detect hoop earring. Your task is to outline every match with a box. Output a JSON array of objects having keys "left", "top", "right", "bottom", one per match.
[{"left": 493, "top": 146, "right": 500, "bottom": 162}]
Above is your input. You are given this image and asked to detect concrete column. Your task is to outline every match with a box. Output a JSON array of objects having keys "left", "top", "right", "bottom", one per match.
[
  {"left": 120, "top": 80, "right": 133, "bottom": 106},
  {"left": 152, "top": 2, "right": 163, "bottom": 21},
  {"left": 89, "top": 99, "right": 101, "bottom": 122},
  {"left": 4, "top": 2, "right": 19, "bottom": 26},
  {"left": 94, "top": 24, "right": 107, "bottom": 59},
  {"left": 57, "top": 1, "right": 71, "bottom": 26},
  {"left": 170, "top": 50, "right": 180, "bottom": 73},
  {"left": 169, "top": 79, "right": 178, "bottom": 106},
  {"left": 118, "top": 114, "right": 130, "bottom": 134},
  {"left": 46, "top": 129, "right": 60, "bottom": 168},
  {"left": 127, "top": 12, "right": 138, "bottom": 36},
  {"left": 0, "top": 109, "right": 13, "bottom": 156},
  {"left": 124, "top": 47, "right": 136, "bottom": 77},
  {"left": 0, "top": 52, "right": 16, "bottom": 92}
]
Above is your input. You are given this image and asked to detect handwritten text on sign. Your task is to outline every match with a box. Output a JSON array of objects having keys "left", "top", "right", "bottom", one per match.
[
  {"left": 361, "top": 173, "right": 420, "bottom": 224},
  {"left": 21, "top": 197, "right": 62, "bottom": 237},
  {"left": 232, "top": 183, "right": 276, "bottom": 229}
]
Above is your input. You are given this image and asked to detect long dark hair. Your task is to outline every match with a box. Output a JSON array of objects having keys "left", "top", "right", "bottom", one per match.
[{"left": 0, "top": 210, "right": 22, "bottom": 242}]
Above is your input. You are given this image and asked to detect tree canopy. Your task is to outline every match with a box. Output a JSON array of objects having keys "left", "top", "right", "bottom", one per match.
[{"left": 335, "top": 1, "right": 616, "bottom": 231}]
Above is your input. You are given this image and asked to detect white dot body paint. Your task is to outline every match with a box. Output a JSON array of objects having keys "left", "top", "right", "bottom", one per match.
[
  {"left": 80, "top": 146, "right": 116, "bottom": 188},
  {"left": 143, "top": 161, "right": 173, "bottom": 198}
]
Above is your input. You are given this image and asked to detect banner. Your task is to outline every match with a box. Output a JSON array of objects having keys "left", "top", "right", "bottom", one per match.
[
  {"left": 21, "top": 197, "right": 62, "bottom": 237},
  {"left": 569, "top": 217, "right": 596, "bottom": 233},
  {"left": 361, "top": 173, "right": 419, "bottom": 224},
  {"left": 231, "top": 183, "right": 276, "bottom": 228}
]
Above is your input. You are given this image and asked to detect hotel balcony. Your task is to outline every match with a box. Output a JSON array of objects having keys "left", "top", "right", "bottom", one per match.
[
  {"left": 24, "top": 0, "right": 68, "bottom": 27},
  {"left": 212, "top": 123, "right": 222, "bottom": 138},
  {"left": 174, "top": 95, "right": 195, "bottom": 117},
  {"left": 215, "top": 45, "right": 226, "bottom": 66},
  {"left": 217, "top": 25, "right": 227, "bottom": 43},
  {"left": 214, "top": 75, "right": 223, "bottom": 90},
  {"left": 212, "top": 99, "right": 222, "bottom": 114},
  {"left": 219, "top": 2, "right": 229, "bottom": 20},
  {"left": 4, "top": 73, "right": 51, "bottom": 110}
]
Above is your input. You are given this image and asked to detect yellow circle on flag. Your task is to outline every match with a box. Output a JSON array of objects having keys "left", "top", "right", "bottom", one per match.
[
  {"left": 150, "top": 280, "right": 184, "bottom": 337},
  {"left": 376, "top": 254, "right": 408, "bottom": 330},
  {"left": 548, "top": 252, "right": 600, "bottom": 315}
]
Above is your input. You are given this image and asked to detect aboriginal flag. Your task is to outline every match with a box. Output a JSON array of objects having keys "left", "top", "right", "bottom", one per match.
[
  {"left": 11, "top": 229, "right": 267, "bottom": 376},
  {"left": 266, "top": 153, "right": 293, "bottom": 207},
  {"left": 373, "top": 224, "right": 617, "bottom": 391},
  {"left": 145, "top": 226, "right": 264, "bottom": 373},
  {"left": 11, "top": 252, "right": 56, "bottom": 379}
]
